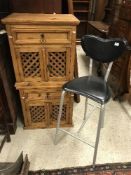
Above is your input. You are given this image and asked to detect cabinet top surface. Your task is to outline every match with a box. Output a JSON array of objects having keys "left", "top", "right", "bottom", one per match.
[{"left": 2, "top": 13, "right": 80, "bottom": 25}]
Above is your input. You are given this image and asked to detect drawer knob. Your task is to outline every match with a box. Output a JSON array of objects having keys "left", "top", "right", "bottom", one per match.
[
  {"left": 21, "top": 96, "right": 26, "bottom": 100},
  {"left": 40, "top": 33, "right": 45, "bottom": 44}
]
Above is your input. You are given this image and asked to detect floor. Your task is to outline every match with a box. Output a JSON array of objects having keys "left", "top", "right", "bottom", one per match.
[{"left": 0, "top": 46, "right": 131, "bottom": 171}]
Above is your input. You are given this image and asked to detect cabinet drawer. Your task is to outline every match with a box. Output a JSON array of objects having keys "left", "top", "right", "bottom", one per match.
[
  {"left": 47, "top": 92, "right": 73, "bottom": 100},
  {"left": 11, "top": 28, "right": 73, "bottom": 44},
  {"left": 20, "top": 90, "right": 47, "bottom": 101}
]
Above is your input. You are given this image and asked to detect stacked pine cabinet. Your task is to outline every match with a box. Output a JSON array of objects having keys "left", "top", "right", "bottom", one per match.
[{"left": 2, "top": 13, "right": 79, "bottom": 129}]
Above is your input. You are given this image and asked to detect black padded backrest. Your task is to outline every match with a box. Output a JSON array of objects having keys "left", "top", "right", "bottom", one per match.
[{"left": 81, "top": 35, "right": 127, "bottom": 63}]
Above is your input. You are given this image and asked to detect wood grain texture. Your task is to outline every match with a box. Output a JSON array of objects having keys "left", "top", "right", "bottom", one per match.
[
  {"left": 2, "top": 13, "right": 80, "bottom": 25},
  {"left": 3, "top": 13, "right": 79, "bottom": 128}
]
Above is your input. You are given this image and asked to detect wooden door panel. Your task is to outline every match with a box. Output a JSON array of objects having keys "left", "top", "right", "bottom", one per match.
[
  {"left": 25, "top": 100, "right": 49, "bottom": 128},
  {"left": 15, "top": 46, "right": 45, "bottom": 82},
  {"left": 48, "top": 95, "right": 73, "bottom": 127},
  {"left": 44, "top": 46, "right": 71, "bottom": 81}
]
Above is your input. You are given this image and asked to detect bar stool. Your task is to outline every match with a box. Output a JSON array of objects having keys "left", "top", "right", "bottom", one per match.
[{"left": 54, "top": 35, "right": 127, "bottom": 167}]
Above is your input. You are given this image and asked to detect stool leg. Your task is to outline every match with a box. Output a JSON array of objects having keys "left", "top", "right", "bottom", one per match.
[
  {"left": 101, "top": 106, "right": 105, "bottom": 128},
  {"left": 54, "top": 90, "right": 65, "bottom": 144},
  {"left": 77, "top": 100, "right": 96, "bottom": 134},
  {"left": 77, "top": 97, "right": 88, "bottom": 134},
  {"left": 84, "top": 98, "right": 88, "bottom": 120},
  {"left": 92, "top": 104, "right": 105, "bottom": 168}
]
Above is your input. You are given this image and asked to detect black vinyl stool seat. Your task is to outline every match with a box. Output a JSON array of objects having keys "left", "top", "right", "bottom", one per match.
[
  {"left": 63, "top": 76, "right": 111, "bottom": 104},
  {"left": 54, "top": 35, "right": 127, "bottom": 167}
]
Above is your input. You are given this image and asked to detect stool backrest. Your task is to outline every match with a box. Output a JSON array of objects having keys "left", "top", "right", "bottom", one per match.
[{"left": 81, "top": 35, "right": 127, "bottom": 81}]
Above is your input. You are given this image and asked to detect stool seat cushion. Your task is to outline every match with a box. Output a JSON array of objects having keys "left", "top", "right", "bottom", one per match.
[{"left": 63, "top": 76, "right": 111, "bottom": 104}]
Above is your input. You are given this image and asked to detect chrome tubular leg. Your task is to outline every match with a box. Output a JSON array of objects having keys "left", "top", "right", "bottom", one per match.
[
  {"left": 84, "top": 97, "right": 88, "bottom": 120},
  {"left": 77, "top": 105, "right": 96, "bottom": 134},
  {"left": 54, "top": 90, "right": 65, "bottom": 145},
  {"left": 77, "top": 98, "right": 88, "bottom": 134},
  {"left": 101, "top": 105, "right": 105, "bottom": 128},
  {"left": 92, "top": 104, "right": 104, "bottom": 168},
  {"left": 77, "top": 97, "right": 89, "bottom": 133}
]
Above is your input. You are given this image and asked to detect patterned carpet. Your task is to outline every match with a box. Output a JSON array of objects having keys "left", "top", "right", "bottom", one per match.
[{"left": 29, "top": 162, "right": 131, "bottom": 175}]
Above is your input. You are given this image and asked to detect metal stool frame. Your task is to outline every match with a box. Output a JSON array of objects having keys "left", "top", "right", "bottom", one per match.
[{"left": 54, "top": 35, "right": 127, "bottom": 167}]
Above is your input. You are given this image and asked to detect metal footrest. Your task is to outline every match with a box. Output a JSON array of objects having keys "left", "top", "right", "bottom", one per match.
[{"left": 59, "top": 128, "right": 94, "bottom": 148}]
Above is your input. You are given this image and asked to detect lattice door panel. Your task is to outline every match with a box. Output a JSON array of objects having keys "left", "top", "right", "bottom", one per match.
[
  {"left": 25, "top": 100, "right": 48, "bottom": 128},
  {"left": 49, "top": 99, "right": 73, "bottom": 127},
  {"left": 29, "top": 106, "right": 46, "bottom": 123},
  {"left": 45, "top": 47, "right": 71, "bottom": 81},
  {"left": 48, "top": 52, "right": 66, "bottom": 77},
  {"left": 16, "top": 47, "right": 44, "bottom": 82},
  {"left": 51, "top": 104, "right": 67, "bottom": 121},
  {"left": 20, "top": 52, "right": 41, "bottom": 77}
]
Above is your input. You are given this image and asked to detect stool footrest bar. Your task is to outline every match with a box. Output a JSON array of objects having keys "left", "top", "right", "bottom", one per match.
[{"left": 59, "top": 128, "right": 94, "bottom": 148}]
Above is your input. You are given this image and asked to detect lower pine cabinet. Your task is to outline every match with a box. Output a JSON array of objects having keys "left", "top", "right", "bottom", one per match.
[{"left": 19, "top": 89, "right": 73, "bottom": 129}]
